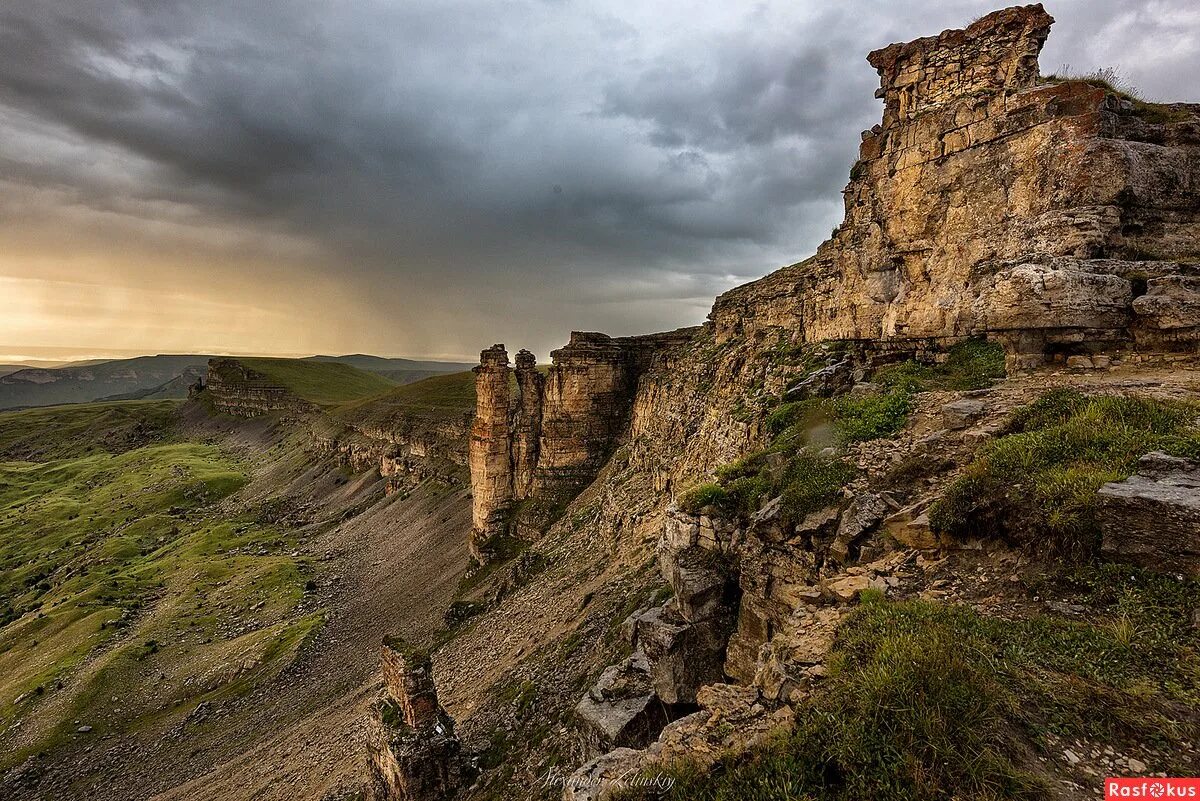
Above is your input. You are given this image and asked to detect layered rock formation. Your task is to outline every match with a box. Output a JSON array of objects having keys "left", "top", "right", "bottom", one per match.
[
  {"left": 367, "top": 642, "right": 463, "bottom": 801},
  {"left": 469, "top": 331, "right": 693, "bottom": 561},
  {"left": 710, "top": 3, "right": 1200, "bottom": 368},
  {"left": 205, "top": 358, "right": 313, "bottom": 418},
  {"left": 1099, "top": 451, "right": 1200, "bottom": 575},
  {"left": 450, "top": 6, "right": 1200, "bottom": 798},
  {"left": 469, "top": 346, "right": 516, "bottom": 561},
  {"left": 315, "top": 412, "right": 470, "bottom": 495}
]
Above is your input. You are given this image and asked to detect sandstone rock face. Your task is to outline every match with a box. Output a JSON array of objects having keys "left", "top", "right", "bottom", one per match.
[
  {"left": 1098, "top": 452, "right": 1200, "bottom": 576},
  {"left": 708, "top": 3, "right": 1200, "bottom": 367},
  {"left": 469, "top": 331, "right": 695, "bottom": 560},
  {"left": 469, "top": 345, "right": 513, "bottom": 561},
  {"left": 205, "top": 358, "right": 313, "bottom": 418},
  {"left": 367, "top": 643, "right": 462, "bottom": 801}
]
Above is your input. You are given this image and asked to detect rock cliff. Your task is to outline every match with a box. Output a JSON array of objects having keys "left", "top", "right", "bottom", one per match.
[
  {"left": 711, "top": 3, "right": 1200, "bottom": 368},
  {"left": 468, "top": 331, "right": 694, "bottom": 561},
  {"left": 367, "top": 641, "right": 463, "bottom": 801},
  {"left": 205, "top": 358, "right": 314, "bottom": 418},
  {"left": 392, "top": 6, "right": 1200, "bottom": 801}
]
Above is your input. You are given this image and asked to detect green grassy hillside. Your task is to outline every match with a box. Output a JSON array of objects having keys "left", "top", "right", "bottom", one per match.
[
  {"left": 238, "top": 357, "right": 396, "bottom": 406},
  {"left": 0, "top": 400, "right": 179, "bottom": 461},
  {"left": 335, "top": 370, "right": 476, "bottom": 420},
  {"left": 0, "top": 404, "right": 317, "bottom": 769}
]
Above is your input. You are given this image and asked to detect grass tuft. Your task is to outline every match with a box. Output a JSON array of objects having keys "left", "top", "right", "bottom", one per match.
[{"left": 930, "top": 390, "right": 1200, "bottom": 558}]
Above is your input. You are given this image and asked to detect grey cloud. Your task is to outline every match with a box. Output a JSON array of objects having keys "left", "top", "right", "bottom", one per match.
[{"left": 1, "top": 0, "right": 1198, "bottom": 359}]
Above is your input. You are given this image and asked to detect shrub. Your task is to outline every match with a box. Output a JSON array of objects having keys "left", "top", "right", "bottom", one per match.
[
  {"left": 778, "top": 452, "right": 856, "bottom": 522},
  {"left": 831, "top": 390, "right": 912, "bottom": 443},
  {"left": 764, "top": 400, "right": 820, "bottom": 438},
  {"left": 678, "top": 482, "right": 733, "bottom": 515},
  {"left": 875, "top": 339, "right": 1006, "bottom": 393},
  {"left": 930, "top": 390, "right": 1200, "bottom": 558}
]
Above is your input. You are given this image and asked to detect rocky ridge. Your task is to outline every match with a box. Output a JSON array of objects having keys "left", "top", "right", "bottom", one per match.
[{"left": 367, "top": 6, "right": 1200, "bottom": 801}]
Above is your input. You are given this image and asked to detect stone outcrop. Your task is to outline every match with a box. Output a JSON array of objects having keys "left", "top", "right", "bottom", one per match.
[
  {"left": 709, "top": 3, "right": 1200, "bottom": 369},
  {"left": 367, "top": 641, "right": 463, "bottom": 801},
  {"left": 573, "top": 511, "right": 740, "bottom": 758},
  {"left": 573, "top": 652, "right": 670, "bottom": 751},
  {"left": 205, "top": 358, "right": 313, "bottom": 418},
  {"left": 469, "top": 331, "right": 694, "bottom": 560},
  {"left": 1098, "top": 451, "right": 1200, "bottom": 576},
  {"left": 469, "top": 346, "right": 514, "bottom": 561}
]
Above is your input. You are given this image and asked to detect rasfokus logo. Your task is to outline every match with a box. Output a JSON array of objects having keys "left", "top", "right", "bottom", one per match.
[{"left": 1106, "top": 779, "right": 1200, "bottom": 798}]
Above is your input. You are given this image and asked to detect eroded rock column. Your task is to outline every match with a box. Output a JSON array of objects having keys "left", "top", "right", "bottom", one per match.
[
  {"left": 512, "top": 349, "right": 544, "bottom": 500},
  {"left": 469, "top": 345, "right": 513, "bottom": 563},
  {"left": 366, "top": 641, "right": 462, "bottom": 801}
]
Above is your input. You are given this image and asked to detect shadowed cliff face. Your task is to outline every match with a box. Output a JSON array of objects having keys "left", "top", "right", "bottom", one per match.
[{"left": 468, "top": 331, "right": 696, "bottom": 561}]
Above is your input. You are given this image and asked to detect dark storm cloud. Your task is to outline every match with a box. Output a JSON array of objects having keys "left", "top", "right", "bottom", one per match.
[{"left": 1, "top": 1, "right": 1198, "bottom": 358}]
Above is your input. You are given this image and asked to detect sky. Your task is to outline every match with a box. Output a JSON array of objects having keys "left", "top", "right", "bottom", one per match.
[{"left": 2, "top": 1, "right": 1198, "bottom": 362}]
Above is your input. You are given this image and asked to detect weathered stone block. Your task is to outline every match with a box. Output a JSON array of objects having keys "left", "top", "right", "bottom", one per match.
[{"left": 1099, "top": 452, "right": 1200, "bottom": 575}]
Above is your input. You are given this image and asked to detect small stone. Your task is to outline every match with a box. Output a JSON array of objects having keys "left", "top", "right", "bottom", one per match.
[
  {"left": 826, "top": 575, "right": 872, "bottom": 602},
  {"left": 1126, "top": 757, "right": 1147, "bottom": 773},
  {"left": 77, "top": 725, "right": 92, "bottom": 733},
  {"left": 1066, "top": 355, "right": 1094, "bottom": 370},
  {"left": 1064, "top": 748, "right": 1081, "bottom": 765},
  {"left": 941, "top": 399, "right": 987, "bottom": 430}
]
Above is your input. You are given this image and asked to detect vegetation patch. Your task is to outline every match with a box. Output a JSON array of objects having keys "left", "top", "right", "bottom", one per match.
[
  {"left": 678, "top": 432, "right": 854, "bottom": 524},
  {"left": 620, "top": 567, "right": 1198, "bottom": 800},
  {"left": 767, "top": 339, "right": 1006, "bottom": 446},
  {"left": 873, "top": 339, "right": 1006, "bottom": 394},
  {"left": 336, "top": 370, "right": 476, "bottom": 420},
  {"left": 239, "top": 357, "right": 396, "bottom": 406},
  {"left": 0, "top": 400, "right": 179, "bottom": 461},
  {"left": 929, "top": 389, "right": 1200, "bottom": 558},
  {"left": 0, "top": 405, "right": 317, "bottom": 767}
]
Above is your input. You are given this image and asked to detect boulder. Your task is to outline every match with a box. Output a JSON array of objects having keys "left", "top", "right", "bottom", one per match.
[
  {"left": 637, "top": 606, "right": 732, "bottom": 705},
  {"left": 1132, "top": 275, "right": 1200, "bottom": 331},
  {"left": 829, "top": 493, "right": 891, "bottom": 562},
  {"left": 824, "top": 574, "right": 873, "bottom": 603},
  {"left": 560, "top": 748, "right": 645, "bottom": 801},
  {"left": 941, "top": 399, "right": 988, "bottom": 430},
  {"left": 785, "top": 359, "right": 854, "bottom": 400},
  {"left": 883, "top": 505, "right": 941, "bottom": 550},
  {"left": 1098, "top": 452, "right": 1200, "bottom": 575},
  {"left": 668, "top": 551, "right": 733, "bottom": 623}
]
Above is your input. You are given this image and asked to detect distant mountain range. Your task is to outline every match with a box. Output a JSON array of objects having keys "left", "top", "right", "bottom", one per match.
[
  {"left": 307, "top": 354, "right": 474, "bottom": 385},
  {"left": 0, "top": 353, "right": 475, "bottom": 410}
]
